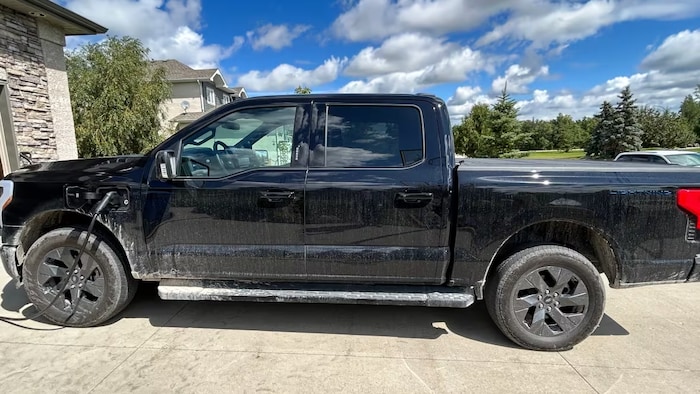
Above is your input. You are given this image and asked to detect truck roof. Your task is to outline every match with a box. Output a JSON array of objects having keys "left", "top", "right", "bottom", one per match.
[{"left": 236, "top": 93, "right": 446, "bottom": 105}]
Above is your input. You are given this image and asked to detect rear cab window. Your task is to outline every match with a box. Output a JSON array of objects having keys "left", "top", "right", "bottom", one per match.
[{"left": 310, "top": 105, "right": 424, "bottom": 168}]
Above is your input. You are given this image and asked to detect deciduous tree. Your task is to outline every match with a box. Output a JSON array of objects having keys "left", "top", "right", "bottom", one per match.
[
  {"left": 294, "top": 85, "right": 312, "bottom": 94},
  {"left": 67, "top": 36, "right": 171, "bottom": 158}
]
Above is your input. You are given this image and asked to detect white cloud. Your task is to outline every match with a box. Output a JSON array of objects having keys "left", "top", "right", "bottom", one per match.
[
  {"left": 331, "top": 0, "right": 700, "bottom": 51},
  {"left": 491, "top": 64, "right": 549, "bottom": 94},
  {"left": 339, "top": 71, "right": 426, "bottom": 93},
  {"left": 237, "top": 57, "right": 347, "bottom": 91},
  {"left": 344, "top": 33, "right": 457, "bottom": 77},
  {"left": 445, "top": 86, "right": 495, "bottom": 122},
  {"left": 641, "top": 29, "right": 700, "bottom": 73},
  {"left": 63, "top": 0, "right": 241, "bottom": 68},
  {"left": 341, "top": 40, "right": 496, "bottom": 93},
  {"left": 331, "top": 0, "right": 512, "bottom": 42},
  {"left": 478, "top": 0, "right": 616, "bottom": 48},
  {"left": 148, "top": 26, "right": 243, "bottom": 69},
  {"left": 246, "top": 24, "right": 310, "bottom": 51},
  {"left": 513, "top": 67, "right": 700, "bottom": 120},
  {"left": 478, "top": 0, "right": 700, "bottom": 48}
]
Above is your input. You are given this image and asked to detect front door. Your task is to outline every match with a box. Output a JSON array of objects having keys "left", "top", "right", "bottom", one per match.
[
  {"left": 304, "top": 102, "right": 450, "bottom": 284},
  {"left": 144, "top": 104, "right": 310, "bottom": 280}
]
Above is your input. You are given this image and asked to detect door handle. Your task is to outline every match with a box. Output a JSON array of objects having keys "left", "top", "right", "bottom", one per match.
[
  {"left": 259, "top": 190, "right": 295, "bottom": 204},
  {"left": 395, "top": 192, "right": 433, "bottom": 207}
]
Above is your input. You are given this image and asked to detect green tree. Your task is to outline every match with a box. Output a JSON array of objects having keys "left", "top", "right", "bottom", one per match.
[
  {"left": 575, "top": 116, "right": 597, "bottom": 148},
  {"left": 490, "top": 87, "right": 527, "bottom": 157},
  {"left": 67, "top": 36, "right": 171, "bottom": 158},
  {"left": 452, "top": 103, "right": 497, "bottom": 157},
  {"left": 519, "top": 119, "right": 553, "bottom": 151},
  {"left": 550, "top": 113, "right": 582, "bottom": 152},
  {"left": 638, "top": 106, "right": 694, "bottom": 148},
  {"left": 606, "top": 86, "right": 642, "bottom": 157},
  {"left": 294, "top": 85, "right": 312, "bottom": 94},
  {"left": 680, "top": 86, "right": 700, "bottom": 141},
  {"left": 586, "top": 101, "right": 615, "bottom": 158}
]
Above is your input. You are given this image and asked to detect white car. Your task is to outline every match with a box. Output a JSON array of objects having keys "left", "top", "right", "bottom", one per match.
[{"left": 614, "top": 150, "right": 700, "bottom": 166}]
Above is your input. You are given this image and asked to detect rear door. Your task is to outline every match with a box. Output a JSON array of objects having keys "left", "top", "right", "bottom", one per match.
[
  {"left": 303, "top": 100, "right": 450, "bottom": 284},
  {"left": 144, "top": 103, "right": 310, "bottom": 280}
]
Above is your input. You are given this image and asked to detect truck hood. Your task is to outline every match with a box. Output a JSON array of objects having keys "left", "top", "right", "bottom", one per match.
[{"left": 5, "top": 155, "right": 148, "bottom": 184}]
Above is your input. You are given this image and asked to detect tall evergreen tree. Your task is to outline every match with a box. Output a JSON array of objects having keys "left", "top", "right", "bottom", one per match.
[
  {"left": 490, "top": 87, "right": 526, "bottom": 157},
  {"left": 586, "top": 101, "right": 615, "bottom": 158},
  {"left": 607, "top": 86, "right": 642, "bottom": 157}
]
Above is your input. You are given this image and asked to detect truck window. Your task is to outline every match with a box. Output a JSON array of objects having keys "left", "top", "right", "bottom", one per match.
[
  {"left": 617, "top": 155, "right": 648, "bottom": 163},
  {"left": 315, "top": 105, "right": 423, "bottom": 168},
  {"left": 180, "top": 106, "right": 296, "bottom": 177}
]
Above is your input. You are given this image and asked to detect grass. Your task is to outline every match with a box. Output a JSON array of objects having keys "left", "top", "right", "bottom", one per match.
[
  {"left": 521, "top": 149, "right": 586, "bottom": 159},
  {"left": 520, "top": 147, "right": 700, "bottom": 160}
]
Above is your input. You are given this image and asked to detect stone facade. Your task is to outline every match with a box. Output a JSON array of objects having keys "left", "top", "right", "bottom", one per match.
[{"left": 0, "top": 4, "right": 58, "bottom": 162}]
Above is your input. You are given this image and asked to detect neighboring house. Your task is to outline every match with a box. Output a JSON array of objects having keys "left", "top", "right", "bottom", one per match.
[
  {"left": 0, "top": 0, "right": 106, "bottom": 176},
  {"left": 153, "top": 59, "right": 247, "bottom": 132}
]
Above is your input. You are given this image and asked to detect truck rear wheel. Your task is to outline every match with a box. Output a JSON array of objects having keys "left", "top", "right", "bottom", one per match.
[
  {"left": 485, "top": 245, "right": 605, "bottom": 351},
  {"left": 22, "top": 227, "right": 137, "bottom": 327}
]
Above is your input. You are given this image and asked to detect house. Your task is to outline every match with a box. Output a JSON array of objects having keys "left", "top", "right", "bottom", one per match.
[
  {"left": 0, "top": 0, "right": 106, "bottom": 176},
  {"left": 153, "top": 59, "right": 247, "bottom": 132}
]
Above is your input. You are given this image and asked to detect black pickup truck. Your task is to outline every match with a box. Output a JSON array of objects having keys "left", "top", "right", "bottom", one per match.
[{"left": 2, "top": 94, "right": 699, "bottom": 350}]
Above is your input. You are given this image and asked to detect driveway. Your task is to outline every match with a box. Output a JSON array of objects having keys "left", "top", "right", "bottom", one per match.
[{"left": 1, "top": 268, "right": 699, "bottom": 393}]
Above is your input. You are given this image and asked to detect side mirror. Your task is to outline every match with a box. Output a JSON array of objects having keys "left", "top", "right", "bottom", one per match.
[{"left": 155, "top": 150, "right": 177, "bottom": 180}]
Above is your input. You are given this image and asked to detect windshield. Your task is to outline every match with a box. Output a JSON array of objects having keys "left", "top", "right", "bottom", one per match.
[{"left": 666, "top": 153, "right": 700, "bottom": 166}]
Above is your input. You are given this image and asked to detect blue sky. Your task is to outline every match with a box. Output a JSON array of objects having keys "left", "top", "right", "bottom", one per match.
[{"left": 59, "top": 0, "right": 700, "bottom": 121}]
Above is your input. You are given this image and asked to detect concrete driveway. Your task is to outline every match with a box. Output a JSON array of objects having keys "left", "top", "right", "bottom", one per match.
[{"left": 1, "top": 268, "right": 699, "bottom": 394}]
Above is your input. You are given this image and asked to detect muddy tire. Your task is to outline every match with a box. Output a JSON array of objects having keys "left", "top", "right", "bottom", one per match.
[
  {"left": 486, "top": 245, "right": 605, "bottom": 351},
  {"left": 23, "top": 227, "right": 137, "bottom": 327}
]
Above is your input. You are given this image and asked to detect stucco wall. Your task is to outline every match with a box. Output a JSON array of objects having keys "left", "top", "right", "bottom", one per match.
[
  {"left": 163, "top": 81, "right": 203, "bottom": 121},
  {"left": 0, "top": 4, "right": 58, "bottom": 162},
  {"left": 37, "top": 20, "right": 77, "bottom": 161}
]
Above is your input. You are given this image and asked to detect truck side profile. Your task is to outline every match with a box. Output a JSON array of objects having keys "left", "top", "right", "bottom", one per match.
[{"left": 1, "top": 94, "right": 699, "bottom": 350}]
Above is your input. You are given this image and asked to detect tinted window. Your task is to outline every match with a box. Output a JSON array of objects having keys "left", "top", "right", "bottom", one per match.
[
  {"left": 666, "top": 153, "right": 700, "bottom": 166},
  {"left": 313, "top": 105, "right": 423, "bottom": 168},
  {"left": 180, "top": 107, "right": 297, "bottom": 177},
  {"left": 617, "top": 155, "right": 649, "bottom": 163}
]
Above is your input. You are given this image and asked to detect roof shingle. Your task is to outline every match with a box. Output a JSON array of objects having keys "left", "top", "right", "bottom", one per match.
[{"left": 151, "top": 59, "right": 217, "bottom": 81}]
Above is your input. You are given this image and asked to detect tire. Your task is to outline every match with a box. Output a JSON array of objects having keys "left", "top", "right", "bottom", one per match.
[
  {"left": 22, "top": 227, "right": 138, "bottom": 327},
  {"left": 485, "top": 245, "right": 605, "bottom": 351}
]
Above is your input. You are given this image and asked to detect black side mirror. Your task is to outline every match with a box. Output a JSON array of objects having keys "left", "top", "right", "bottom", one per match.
[{"left": 155, "top": 150, "right": 177, "bottom": 180}]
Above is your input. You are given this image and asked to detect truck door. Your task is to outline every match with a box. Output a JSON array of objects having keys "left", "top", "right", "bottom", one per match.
[
  {"left": 144, "top": 104, "right": 310, "bottom": 280},
  {"left": 304, "top": 101, "right": 450, "bottom": 284}
]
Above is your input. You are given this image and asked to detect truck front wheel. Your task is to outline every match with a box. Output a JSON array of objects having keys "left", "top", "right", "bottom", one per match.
[
  {"left": 485, "top": 245, "right": 605, "bottom": 351},
  {"left": 22, "top": 227, "right": 137, "bottom": 327}
]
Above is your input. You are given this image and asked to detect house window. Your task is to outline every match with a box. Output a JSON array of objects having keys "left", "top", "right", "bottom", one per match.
[
  {"left": 206, "top": 87, "right": 216, "bottom": 105},
  {"left": 223, "top": 95, "right": 231, "bottom": 104}
]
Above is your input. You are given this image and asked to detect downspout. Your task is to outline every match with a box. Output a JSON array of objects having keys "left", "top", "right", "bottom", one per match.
[{"left": 197, "top": 80, "right": 204, "bottom": 111}]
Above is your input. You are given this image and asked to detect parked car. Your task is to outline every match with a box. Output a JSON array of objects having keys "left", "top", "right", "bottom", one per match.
[
  {"left": 2, "top": 94, "right": 700, "bottom": 351},
  {"left": 614, "top": 150, "right": 700, "bottom": 166}
]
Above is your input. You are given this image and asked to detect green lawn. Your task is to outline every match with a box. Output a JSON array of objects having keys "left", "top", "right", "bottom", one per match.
[
  {"left": 521, "top": 150, "right": 586, "bottom": 159},
  {"left": 521, "top": 147, "right": 700, "bottom": 160}
]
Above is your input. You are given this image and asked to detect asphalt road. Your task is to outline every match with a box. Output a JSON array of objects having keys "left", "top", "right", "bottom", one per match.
[{"left": 1, "top": 268, "right": 699, "bottom": 393}]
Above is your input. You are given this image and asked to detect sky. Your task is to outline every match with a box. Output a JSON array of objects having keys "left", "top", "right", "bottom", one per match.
[{"left": 57, "top": 0, "right": 700, "bottom": 122}]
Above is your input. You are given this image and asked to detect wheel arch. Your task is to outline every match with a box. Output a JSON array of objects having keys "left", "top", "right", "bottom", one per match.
[
  {"left": 15, "top": 209, "right": 132, "bottom": 279},
  {"left": 479, "top": 220, "right": 621, "bottom": 297}
]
